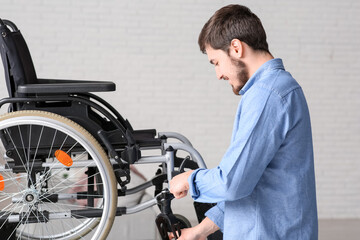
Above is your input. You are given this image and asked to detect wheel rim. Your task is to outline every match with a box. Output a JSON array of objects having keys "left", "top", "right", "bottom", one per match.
[{"left": 0, "top": 112, "right": 116, "bottom": 240}]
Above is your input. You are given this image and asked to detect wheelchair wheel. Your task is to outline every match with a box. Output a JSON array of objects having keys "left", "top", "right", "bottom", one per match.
[
  {"left": 0, "top": 110, "right": 117, "bottom": 240},
  {"left": 174, "top": 214, "right": 191, "bottom": 229}
]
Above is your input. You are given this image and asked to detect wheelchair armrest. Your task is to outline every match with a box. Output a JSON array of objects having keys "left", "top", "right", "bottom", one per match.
[
  {"left": 132, "top": 129, "right": 162, "bottom": 147},
  {"left": 133, "top": 129, "right": 157, "bottom": 138},
  {"left": 17, "top": 78, "right": 116, "bottom": 93}
]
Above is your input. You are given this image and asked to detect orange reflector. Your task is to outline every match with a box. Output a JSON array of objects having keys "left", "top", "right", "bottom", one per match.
[
  {"left": 0, "top": 174, "right": 4, "bottom": 191},
  {"left": 55, "top": 150, "right": 73, "bottom": 167}
]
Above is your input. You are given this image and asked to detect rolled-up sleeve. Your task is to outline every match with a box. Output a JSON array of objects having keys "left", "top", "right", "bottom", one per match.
[
  {"left": 188, "top": 86, "right": 291, "bottom": 203},
  {"left": 205, "top": 202, "right": 225, "bottom": 231}
]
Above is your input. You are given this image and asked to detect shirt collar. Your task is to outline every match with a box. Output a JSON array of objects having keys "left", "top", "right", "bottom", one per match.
[{"left": 239, "top": 58, "right": 285, "bottom": 95}]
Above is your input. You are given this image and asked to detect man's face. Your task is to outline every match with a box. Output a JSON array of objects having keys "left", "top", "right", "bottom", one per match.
[{"left": 206, "top": 46, "right": 249, "bottom": 95}]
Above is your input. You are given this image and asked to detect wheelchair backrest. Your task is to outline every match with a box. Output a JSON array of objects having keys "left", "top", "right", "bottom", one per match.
[{"left": 0, "top": 19, "right": 38, "bottom": 98}]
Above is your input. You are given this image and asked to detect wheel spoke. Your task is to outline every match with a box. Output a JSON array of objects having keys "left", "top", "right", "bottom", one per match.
[
  {"left": 47, "top": 129, "right": 57, "bottom": 160},
  {"left": 4, "top": 128, "right": 34, "bottom": 187},
  {"left": 35, "top": 150, "right": 89, "bottom": 190},
  {"left": 29, "top": 126, "right": 44, "bottom": 181},
  {"left": 1, "top": 167, "right": 26, "bottom": 191},
  {"left": 39, "top": 196, "right": 95, "bottom": 236},
  {"left": 3, "top": 203, "right": 26, "bottom": 238},
  {"left": 45, "top": 171, "right": 102, "bottom": 198},
  {"left": 66, "top": 141, "right": 79, "bottom": 155},
  {"left": 42, "top": 161, "right": 94, "bottom": 195},
  {"left": 59, "top": 134, "right": 69, "bottom": 151},
  {"left": 27, "top": 125, "right": 33, "bottom": 186}
]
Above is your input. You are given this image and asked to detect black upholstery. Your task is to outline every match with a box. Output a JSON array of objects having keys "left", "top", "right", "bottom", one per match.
[{"left": 0, "top": 19, "right": 115, "bottom": 97}]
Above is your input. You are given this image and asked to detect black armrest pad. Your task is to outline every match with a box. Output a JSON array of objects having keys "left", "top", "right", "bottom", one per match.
[
  {"left": 132, "top": 129, "right": 162, "bottom": 147},
  {"left": 133, "top": 129, "right": 157, "bottom": 136},
  {"left": 17, "top": 78, "right": 116, "bottom": 93}
]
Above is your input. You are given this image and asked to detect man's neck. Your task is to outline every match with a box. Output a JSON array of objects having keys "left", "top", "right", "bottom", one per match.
[{"left": 246, "top": 52, "right": 274, "bottom": 78}]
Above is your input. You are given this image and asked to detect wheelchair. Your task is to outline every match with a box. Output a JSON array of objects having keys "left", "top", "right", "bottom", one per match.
[{"left": 0, "top": 19, "right": 214, "bottom": 240}]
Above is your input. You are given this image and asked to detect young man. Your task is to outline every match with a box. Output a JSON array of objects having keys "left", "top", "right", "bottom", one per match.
[{"left": 169, "top": 4, "right": 318, "bottom": 240}]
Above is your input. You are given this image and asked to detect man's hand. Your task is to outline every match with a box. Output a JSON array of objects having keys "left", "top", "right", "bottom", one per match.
[
  {"left": 168, "top": 227, "right": 206, "bottom": 240},
  {"left": 168, "top": 217, "right": 219, "bottom": 240},
  {"left": 169, "top": 170, "right": 194, "bottom": 199}
]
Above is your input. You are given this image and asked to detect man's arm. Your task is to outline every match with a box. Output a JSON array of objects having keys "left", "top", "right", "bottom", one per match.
[
  {"left": 170, "top": 172, "right": 225, "bottom": 233},
  {"left": 187, "top": 88, "right": 291, "bottom": 203}
]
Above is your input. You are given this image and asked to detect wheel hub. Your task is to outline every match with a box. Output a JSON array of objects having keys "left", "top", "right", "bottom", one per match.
[{"left": 23, "top": 187, "right": 39, "bottom": 205}]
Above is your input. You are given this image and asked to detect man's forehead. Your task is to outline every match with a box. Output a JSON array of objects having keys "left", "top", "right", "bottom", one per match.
[
  {"left": 206, "top": 46, "right": 225, "bottom": 63},
  {"left": 205, "top": 46, "right": 216, "bottom": 59},
  {"left": 205, "top": 45, "right": 215, "bottom": 54}
]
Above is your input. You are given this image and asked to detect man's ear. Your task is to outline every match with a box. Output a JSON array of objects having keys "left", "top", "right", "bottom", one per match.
[{"left": 229, "top": 39, "right": 243, "bottom": 58}]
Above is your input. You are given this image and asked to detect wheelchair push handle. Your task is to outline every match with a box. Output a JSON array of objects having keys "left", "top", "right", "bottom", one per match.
[{"left": 0, "top": 19, "right": 19, "bottom": 32}]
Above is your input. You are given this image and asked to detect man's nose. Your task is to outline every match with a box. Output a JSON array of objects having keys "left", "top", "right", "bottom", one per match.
[{"left": 215, "top": 69, "right": 223, "bottom": 80}]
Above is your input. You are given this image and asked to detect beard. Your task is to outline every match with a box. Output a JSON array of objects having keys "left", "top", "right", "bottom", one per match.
[{"left": 230, "top": 57, "right": 249, "bottom": 95}]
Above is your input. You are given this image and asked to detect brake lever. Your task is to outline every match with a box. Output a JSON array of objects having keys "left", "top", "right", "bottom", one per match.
[
  {"left": 179, "top": 156, "right": 191, "bottom": 173},
  {"left": 172, "top": 156, "right": 191, "bottom": 177}
]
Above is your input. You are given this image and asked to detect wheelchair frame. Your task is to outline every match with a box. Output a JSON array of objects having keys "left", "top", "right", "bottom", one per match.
[{"left": 0, "top": 19, "right": 214, "bottom": 240}]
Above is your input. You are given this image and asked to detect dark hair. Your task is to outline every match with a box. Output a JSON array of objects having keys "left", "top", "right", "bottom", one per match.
[{"left": 198, "top": 5, "right": 270, "bottom": 54}]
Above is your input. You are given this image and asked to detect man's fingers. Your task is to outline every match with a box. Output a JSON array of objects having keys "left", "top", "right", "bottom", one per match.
[
  {"left": 169, "top": 171, "right": 193, "bottom": 199},
  {"left": 168, "top": 232, "right": 180, "bottom": 240},
  {"left": 180, "top": 190, "right": 188, "bottom": 197},
  {"left": 174, "top": 190, "right": 188, "bottom": 199},
  {"left": 168, "top": 231, "right": 182, "bottom": 240}
]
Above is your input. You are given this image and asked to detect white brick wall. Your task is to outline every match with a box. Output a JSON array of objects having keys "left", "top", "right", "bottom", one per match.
[{"left": 0, "top": 0, "right": 359, "bottom": 221}]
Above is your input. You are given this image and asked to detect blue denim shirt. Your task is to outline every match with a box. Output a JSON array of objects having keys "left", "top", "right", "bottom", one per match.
[{"left": 189, "top": 59, "right": 318, "bottom": 239}]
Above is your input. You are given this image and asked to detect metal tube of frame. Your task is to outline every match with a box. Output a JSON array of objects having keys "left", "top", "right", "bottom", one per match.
[
  {"left": 158, "top": 132, "right": 193, "bottom": 147},
  {"left": 41, "top": 159, "right": 118, "bottom": 169},
  {"left": 6, "top": 198, "right": 159, "bottom": 222},
  {"left": 164, "top": 143, "right": 207, "bottom": 169},
  {"left": 124, "top": 198, "right": 158, "bottom": 215},
  {"left": 7, "top": 215, "right": 20, "bottom": 223},
  {"left": 160, "top": 136, "right": 167, "bottom": 177},
  {"left": 126, "top": 181, "right": 153, "bottom": 195},
  {"left": 135, "top": 155, "right": 167, "bottom": 164},
  {"left": 0, "top": 159, "right": 119, "bottom": 172},
  {"left": 165, "top": 148, "right": 175, "bottom": 185},
  {"left": 138, "top": 146, "right": 162, "bottom": 151},
  {"left": 6, "top": 211, "right": 72, "bottom": 223},
  {"left": 0, "top": 166, "right": 11, "bottom": 172},
  {"left": 49, "top": 211, "right": 72, "bottom": 220},
  {"left": 159, "top": 132, "right": 196, "bottom": 161}
]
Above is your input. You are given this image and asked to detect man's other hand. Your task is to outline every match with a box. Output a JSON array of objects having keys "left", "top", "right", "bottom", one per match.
[
  {"left": 168, "top": 227, "right": 206, "bottom": 240},
  {"left": 168, "top": 217, "right": 219, "bottom": 240},
  {"left": 169, "top": 170, "right": 194, "bottom": 199}
]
